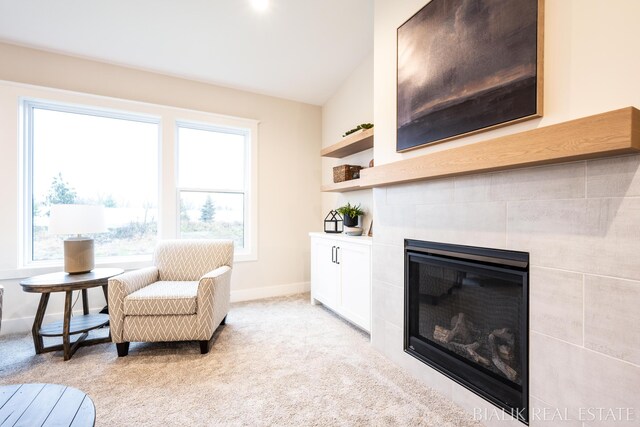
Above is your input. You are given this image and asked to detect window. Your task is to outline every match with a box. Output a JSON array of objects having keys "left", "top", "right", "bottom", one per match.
[
  {"left": 19, "top": 93, "right": 257, "bottom": 271},
  {"left": 23, "top": 100, "right": 159, "bottom": 264},
  {"left": 177, "top": 122, "right": 253, "bottom": 255}
]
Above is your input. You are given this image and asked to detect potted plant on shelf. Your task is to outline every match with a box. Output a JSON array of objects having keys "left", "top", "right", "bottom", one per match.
[
  {"left": 336, "top": 202, "right": 364, "bottom": 228},
  {"left": 342, "top": 123, "right": 373, "bottom": 138}
]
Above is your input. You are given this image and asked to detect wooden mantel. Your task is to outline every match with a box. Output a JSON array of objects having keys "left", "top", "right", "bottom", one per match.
[{"left": 353, "top": 107, "right": 640, "bottom": 190}]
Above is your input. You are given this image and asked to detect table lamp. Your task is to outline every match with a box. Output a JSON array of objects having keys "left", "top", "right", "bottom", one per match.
[{"left": 49, "top": 204, "right": 106, "bottom": 274}]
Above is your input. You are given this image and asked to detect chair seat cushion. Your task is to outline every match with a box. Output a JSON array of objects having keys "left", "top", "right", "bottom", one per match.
[{"left": 124, "top": 281, "right": 198, "bottom": 316}]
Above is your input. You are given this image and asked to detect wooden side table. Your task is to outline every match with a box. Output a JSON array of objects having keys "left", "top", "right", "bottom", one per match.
[
  {"left": 20, "top": 268, "right": 123, "bottom": 361},
  {"left": 0, "top": 383, "right": 95, "bottom": 426}
]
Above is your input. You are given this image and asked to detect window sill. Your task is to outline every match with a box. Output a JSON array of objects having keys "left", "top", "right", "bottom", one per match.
[
  {"left": 0, "top": 251, "right": 256, "bottom": 281},
  {"left": 234, "top": 251, "right": 258, "bottom": 263},
  {"left": 0, "top": 256, "right": 153, "bottom": 281}
]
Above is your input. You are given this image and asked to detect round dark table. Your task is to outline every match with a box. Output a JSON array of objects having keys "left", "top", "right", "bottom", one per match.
[
  {"left": 0, "top": 383, "right": 95, "bottom": 426},
  {"left": 20, "top": 268, "right": 123, "bottom": 361}
]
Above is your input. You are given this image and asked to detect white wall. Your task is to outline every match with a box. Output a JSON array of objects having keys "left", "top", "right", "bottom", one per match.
[
  {"left": 0, "top": 42, "right": 321, "bottom": 334},
  {"left": 321, "top": 53, "right": 374, "bottom": 231}
]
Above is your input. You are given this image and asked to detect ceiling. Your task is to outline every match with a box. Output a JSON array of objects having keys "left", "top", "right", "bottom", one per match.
[{"left": 0, "top": 0, "right": 374, "bottom": 105}]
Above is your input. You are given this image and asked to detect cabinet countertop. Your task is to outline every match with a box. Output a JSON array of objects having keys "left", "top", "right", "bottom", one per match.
[{"left": 309, "top": 232, "right": 372, "bottom": 245}]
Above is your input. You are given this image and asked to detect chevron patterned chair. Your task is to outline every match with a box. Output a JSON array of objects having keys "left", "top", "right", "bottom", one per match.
[{"left": 108, "top": 239, "right": 233, "bottom": 356}]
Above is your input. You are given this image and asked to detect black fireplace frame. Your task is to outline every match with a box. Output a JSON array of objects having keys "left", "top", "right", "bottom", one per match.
[{"left": 404, "top": 239, "right": 529, "bottom": 424}]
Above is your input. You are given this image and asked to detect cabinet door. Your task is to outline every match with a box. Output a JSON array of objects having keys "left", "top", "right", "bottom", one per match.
[
  {"left": 338, "top": 242, "right": 371, "bottom": 331},
  {"left": 310, "top": 237, "right": 339, "bottom": 308}
]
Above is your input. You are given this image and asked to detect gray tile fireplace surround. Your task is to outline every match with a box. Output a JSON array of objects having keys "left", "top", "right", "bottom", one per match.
[{"left": 371, "top": 154, "right": 640, "bottom": 426}]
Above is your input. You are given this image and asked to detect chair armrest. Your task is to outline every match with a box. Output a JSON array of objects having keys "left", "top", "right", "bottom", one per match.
[
  {"left": 196, "top": 266, "right": 232, "bottom": 339},
  {"left": 201, "top": 266, "right": 231, "bottom": 282},
  {"left": 108, "top": 266, "right": 159, "bottom": 343},
  {"left": 109, "top": 267, "right": 159, "bottom": 297}
]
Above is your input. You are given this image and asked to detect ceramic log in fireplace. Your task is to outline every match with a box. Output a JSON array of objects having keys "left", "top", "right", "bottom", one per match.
[{"left": 404, "top": 240, "right": 529, "bottom": 424}]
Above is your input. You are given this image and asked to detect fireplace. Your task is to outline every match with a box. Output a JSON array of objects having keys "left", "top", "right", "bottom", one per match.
[{"left": 404, "top": 240, "right": 529, "bottom": 423}]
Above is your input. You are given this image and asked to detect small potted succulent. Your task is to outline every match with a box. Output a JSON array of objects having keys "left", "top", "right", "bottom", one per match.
[{"left": 336, "top": 202, "right": 364, "bottom": 228}]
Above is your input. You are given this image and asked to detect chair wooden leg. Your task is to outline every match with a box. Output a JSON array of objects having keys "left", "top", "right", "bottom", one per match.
[
  {"left": 116, "top": 342, "right": 130, "bottom": 357},
  {"left": 199, "top": 316, "right": 227, "bottom": 354},
  {"left": 199, "top": 339, "right": 210, "bottom": 354}
]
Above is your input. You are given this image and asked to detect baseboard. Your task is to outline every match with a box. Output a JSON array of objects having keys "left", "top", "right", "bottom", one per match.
[
  {"left": 0, "top": 282, "right": 310, "bottom": 336},
  {"left": 0, "top": 282, "right": 310, "bottom": 335},
  {"left": 230, "top": 282, "right": 310, "bottom": 303}
]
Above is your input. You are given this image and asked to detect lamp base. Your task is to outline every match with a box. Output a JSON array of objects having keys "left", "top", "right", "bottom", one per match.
[{"left": 63, "top": 238, "right": 95, "bottom": 274}]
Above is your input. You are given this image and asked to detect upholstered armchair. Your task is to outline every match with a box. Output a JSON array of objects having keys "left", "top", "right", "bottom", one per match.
[{"left": 108, "top": 239, "right": 233, "bottom": 356}]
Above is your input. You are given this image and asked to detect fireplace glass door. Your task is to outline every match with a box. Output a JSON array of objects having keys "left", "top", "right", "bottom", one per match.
[{"left": 405, "top": 240, "right": 529, "bottom": 423}]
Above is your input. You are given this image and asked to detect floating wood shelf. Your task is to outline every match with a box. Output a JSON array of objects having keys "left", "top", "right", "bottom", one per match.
[
  {"left": 321, "top": 179, "right": 364, "bottom": 193},
  {"left": 358, "top": 107, "right": 640, "bottom": 189},
  {"left": 321, "top": 128, "right": 374, "bottom": 158}
]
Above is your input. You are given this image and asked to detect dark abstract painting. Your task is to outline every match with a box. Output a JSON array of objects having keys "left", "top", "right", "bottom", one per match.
[{"left": 397, "top": 0, "right": 543, "bottom": 151}]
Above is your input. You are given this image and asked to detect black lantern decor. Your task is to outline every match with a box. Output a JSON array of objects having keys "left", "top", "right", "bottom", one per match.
[{"left": 324, "top": 210, "right": 343, "bottom": 233}]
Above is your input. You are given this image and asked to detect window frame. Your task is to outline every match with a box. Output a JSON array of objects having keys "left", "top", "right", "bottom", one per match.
[
  {"left": 18, "top": 95, "right": 259, "bottom": 272},
  {"left": 175, "top": 119, "right": 258, "bottom": 261},
  {"left": 21, "top": 98, "right": 162, "bottom": 268}
]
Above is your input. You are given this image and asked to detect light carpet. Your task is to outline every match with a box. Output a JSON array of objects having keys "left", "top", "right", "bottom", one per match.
[{"left": 0, "top": 293, "right": 480, "bottom": 426}]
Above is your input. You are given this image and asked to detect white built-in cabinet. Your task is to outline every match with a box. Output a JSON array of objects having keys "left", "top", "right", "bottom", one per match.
[{"left": 309, "top": 232, "right": 372, "bottom": 332}]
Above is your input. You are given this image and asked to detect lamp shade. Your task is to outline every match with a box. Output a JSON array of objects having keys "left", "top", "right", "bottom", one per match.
[{"left": 49, "top": 204, "right": 107, "bottom": 235}]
